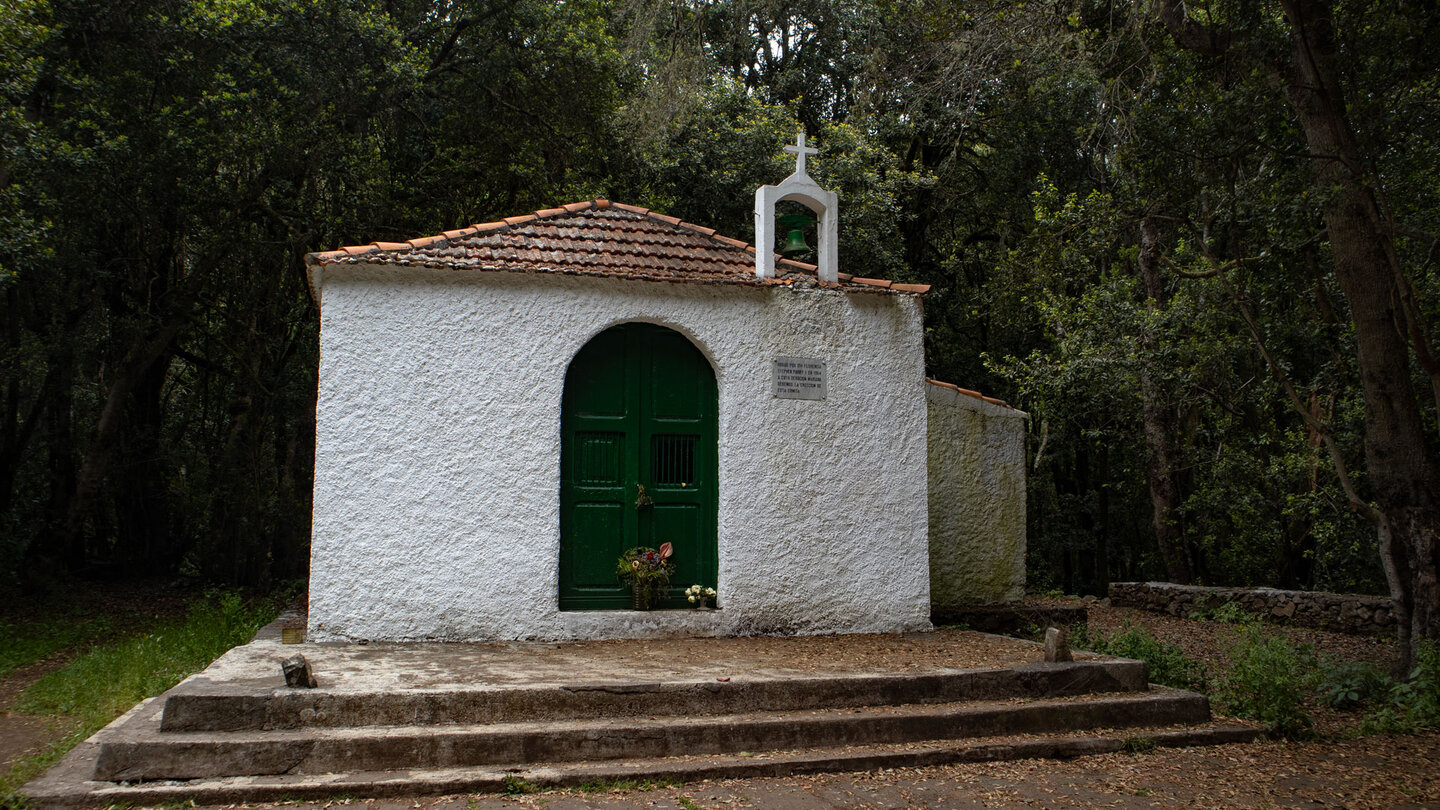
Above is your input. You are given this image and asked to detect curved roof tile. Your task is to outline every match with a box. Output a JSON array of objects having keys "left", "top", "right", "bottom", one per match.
[{"left": 306, "top": 199, "right": 931, "bottom": 299}]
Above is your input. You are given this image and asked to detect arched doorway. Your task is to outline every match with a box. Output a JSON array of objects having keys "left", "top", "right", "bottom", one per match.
[{"left": 559, "top": 323, "right": 718, "bottom": 610}]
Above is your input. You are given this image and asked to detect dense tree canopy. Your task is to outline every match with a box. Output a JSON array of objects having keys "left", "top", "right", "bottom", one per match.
[{"left": 2, "top": 0, "right": 1436, "bottom": 659}]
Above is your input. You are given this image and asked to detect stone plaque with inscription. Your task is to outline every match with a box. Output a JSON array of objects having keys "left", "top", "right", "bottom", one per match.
[{"left": 773, "top": 356, "right": 827, "bottom": 400}]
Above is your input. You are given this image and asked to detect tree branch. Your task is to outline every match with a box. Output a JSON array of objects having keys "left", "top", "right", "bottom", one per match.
[
  {"left": 1219, "top": 269, "right": 1379, "bottom": 524},
  {"left": 1158, "top": 0, "right": 1232, "bottom": 57}
]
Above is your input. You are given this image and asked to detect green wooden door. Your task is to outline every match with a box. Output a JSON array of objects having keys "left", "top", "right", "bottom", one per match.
[{"left": 560, "top": 323, "right": 718, "bottom": 610}]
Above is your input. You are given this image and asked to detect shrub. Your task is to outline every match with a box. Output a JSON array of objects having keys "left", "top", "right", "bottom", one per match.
[
  {"left": 1189, "top": 600, "right": 1256, "bottom": 625},
  {"left": 1319, "top": 659, "right": 1392, "bottom": 710},
  {"left": 1070, "top": 623, "right": 1205, "bottom": 691},
  {"left": 1364, "top": 641, "right": 1440, "bottom": 733},
  {"left": 1215, "top": 625, "right": 1318, "bottom": 738}
]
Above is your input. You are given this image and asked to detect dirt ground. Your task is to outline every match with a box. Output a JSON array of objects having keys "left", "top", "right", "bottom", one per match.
[
  {"left": 5, "top": 595, "right": 1438, "bottom": 808},
  {"left": 0, "top": 655, "right": 71, "bottom": 772}
]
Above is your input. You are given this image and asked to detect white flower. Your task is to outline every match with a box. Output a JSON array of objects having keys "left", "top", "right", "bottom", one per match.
[
  {"left": 705, "top": 588, "right": 717, "bottom": 597},
  {"left": 688, "top": 595, "right": 696, "bottom": 603}
]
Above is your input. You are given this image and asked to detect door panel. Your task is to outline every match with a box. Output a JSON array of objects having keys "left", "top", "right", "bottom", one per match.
[
  {"left": 649, "top": 503, "right": 703, "bottom": 591},
  {"left": 560, "top": 323, "right": 717, "bottom": 610},
  {"left": 649, "top": 336, "right": 706, "bottom": 421},
  {"left": 568, "top": 502, "right": 626, "bottom": 589}
]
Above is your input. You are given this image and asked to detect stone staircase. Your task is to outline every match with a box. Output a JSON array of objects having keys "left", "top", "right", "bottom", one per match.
[{"left": 25, "top": 647, "right": 1261, "bottom": 807}]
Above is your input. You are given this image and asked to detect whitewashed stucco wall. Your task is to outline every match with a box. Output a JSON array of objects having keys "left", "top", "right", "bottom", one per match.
[
  {"left": 308, "top": 267, "right": 931, "bottom": 641},
  {"left": 927, "top": 384, "right": 1028, "bottom": 606}
]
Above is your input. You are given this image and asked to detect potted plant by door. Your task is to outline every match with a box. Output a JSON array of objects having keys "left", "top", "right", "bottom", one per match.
[
  {"left": 616, "top": 542, "right": 675, "bottom": 610},
  {"left": 685, "top": 585, "right": 717, "bottom": 609}
]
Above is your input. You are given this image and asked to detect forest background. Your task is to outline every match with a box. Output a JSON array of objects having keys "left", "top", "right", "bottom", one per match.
[{"left": 1, "top": 0, "right": 1436, "bottom": 657}]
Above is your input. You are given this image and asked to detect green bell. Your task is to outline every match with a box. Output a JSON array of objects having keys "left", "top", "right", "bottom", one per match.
[
  {"left": 781, "top": 228, "right": 811, "bottom": 256},
  {"left": 777, "top": 212, "right": 814, "bottom": 256}
]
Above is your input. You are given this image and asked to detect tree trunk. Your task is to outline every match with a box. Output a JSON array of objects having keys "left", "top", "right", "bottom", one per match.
[
  {"left": 1279, "top": 0, "right": 1440, "bottom": 666},
  {"left": 55, "top": 315, "right": 188, "bottom": 564},
  {"left": 115, "top": 352, "right": 172, "bottom": 575},
  {"left": 1096, "top": 441, "right": 1111, "bottom": 592},
  {"left": 1138, "top": 214, "right": 1193, "bottom": 584}
]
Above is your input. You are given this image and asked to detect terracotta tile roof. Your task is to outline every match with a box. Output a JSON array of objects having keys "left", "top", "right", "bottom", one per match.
[
  {"left": 305, "top": 199, "right": 931, "bottom": 298},
  {"left": 926, "top": 378, "right": 1014, "bottom": 410}
]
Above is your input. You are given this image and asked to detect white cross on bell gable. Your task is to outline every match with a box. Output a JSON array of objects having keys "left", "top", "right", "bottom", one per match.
[
  {"left": 755, "top": 131, "right": 838, "bottom": 283},
  {"left": 784, "top": 132, "right": 818, "bottom": 177}
]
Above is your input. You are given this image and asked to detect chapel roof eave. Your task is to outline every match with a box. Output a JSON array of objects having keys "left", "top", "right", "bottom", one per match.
[
  {"left": 303, "top": 199, "right": 931, "bottom": 304},
  {"left": 925, "top": 378, "right": 1015, "bottom": 410}
]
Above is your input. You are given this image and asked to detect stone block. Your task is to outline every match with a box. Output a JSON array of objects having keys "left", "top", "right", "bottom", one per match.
[
  {"left": 282, "top": 655, "right": 318, "bottom": 689},
  {"left": 1044, "top": 628, "right": 1073, "bottom": 663}
]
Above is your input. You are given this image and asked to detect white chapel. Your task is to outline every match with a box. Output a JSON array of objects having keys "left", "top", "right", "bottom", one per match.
[{"left": 303, "top": 136, "right": 1027, "bottom": 642}]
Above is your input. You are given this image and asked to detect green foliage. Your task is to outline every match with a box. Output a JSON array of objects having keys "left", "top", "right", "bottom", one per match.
[
  {"left": 613, "top": 78, "right": 797, "bottom": 238},
  {"left": 1189, "top": 601, "right": 1257, "bottom": 625},
  {"left": 1214, "top": 626, "right": 1319, "bottom": 739},
  {"left": 1364, "top": 641, "right": 1440, "bottom": 733},
  {"left": 1320, "top": 660, "right": 1392, "bottom": 710},
  {"left": 501, "top": 775, "right": 540, "bottom": 795},
  {"left": 1070, "top": 623, "right": 1205, "bottom": 691}
]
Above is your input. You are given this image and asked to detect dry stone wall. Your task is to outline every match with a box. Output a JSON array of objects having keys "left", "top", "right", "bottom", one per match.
[{"left": 1108, "top": 582, "right": 1395, "bottom": 637}]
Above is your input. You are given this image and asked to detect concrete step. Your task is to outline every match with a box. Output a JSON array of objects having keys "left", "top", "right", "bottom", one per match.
[
  {"left": 160, "top": 659, "right": 1147, "bottom": 731},
  {"left": 92, "top": 688, "right": 1210, "bottom": 781},
  {"left": 29, "top": 722, "right": 1264, "bottom": 808}
]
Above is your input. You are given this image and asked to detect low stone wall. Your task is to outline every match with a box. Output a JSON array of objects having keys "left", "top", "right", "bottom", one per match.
[{"left": 1108, "top": 582, "right": 1395, "bottom": 637}]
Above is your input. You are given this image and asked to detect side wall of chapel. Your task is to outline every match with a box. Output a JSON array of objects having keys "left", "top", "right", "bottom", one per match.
[{"left": 927, "top": 385, "right": 1028, "bottom": 607}]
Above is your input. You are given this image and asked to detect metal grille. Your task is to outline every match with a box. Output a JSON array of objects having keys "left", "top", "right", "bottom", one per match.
[
  {"left": 651, "top": 434, "right": 697, "bottom": 486},
  {"left": 575, "top": 432, "right": 623, "bottom": 485}
]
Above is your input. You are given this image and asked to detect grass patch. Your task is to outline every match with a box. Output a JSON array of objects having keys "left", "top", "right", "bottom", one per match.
[
  {"left": 16, "top": 592, "right": 276, "bottom": 728},
  {"left": 0, "top": 591, "right": 281, "bottom": 807},
  {"left": 0, "top": 615, "right": 121, "bottom": 681}
]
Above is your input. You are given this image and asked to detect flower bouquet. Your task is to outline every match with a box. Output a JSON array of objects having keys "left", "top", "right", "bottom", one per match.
[
  {"left": 616, "top": 542, "right": 674, "bottom": 610},
  {"left": 685, "top": 584, "right": 717, "bottom": 609}
]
